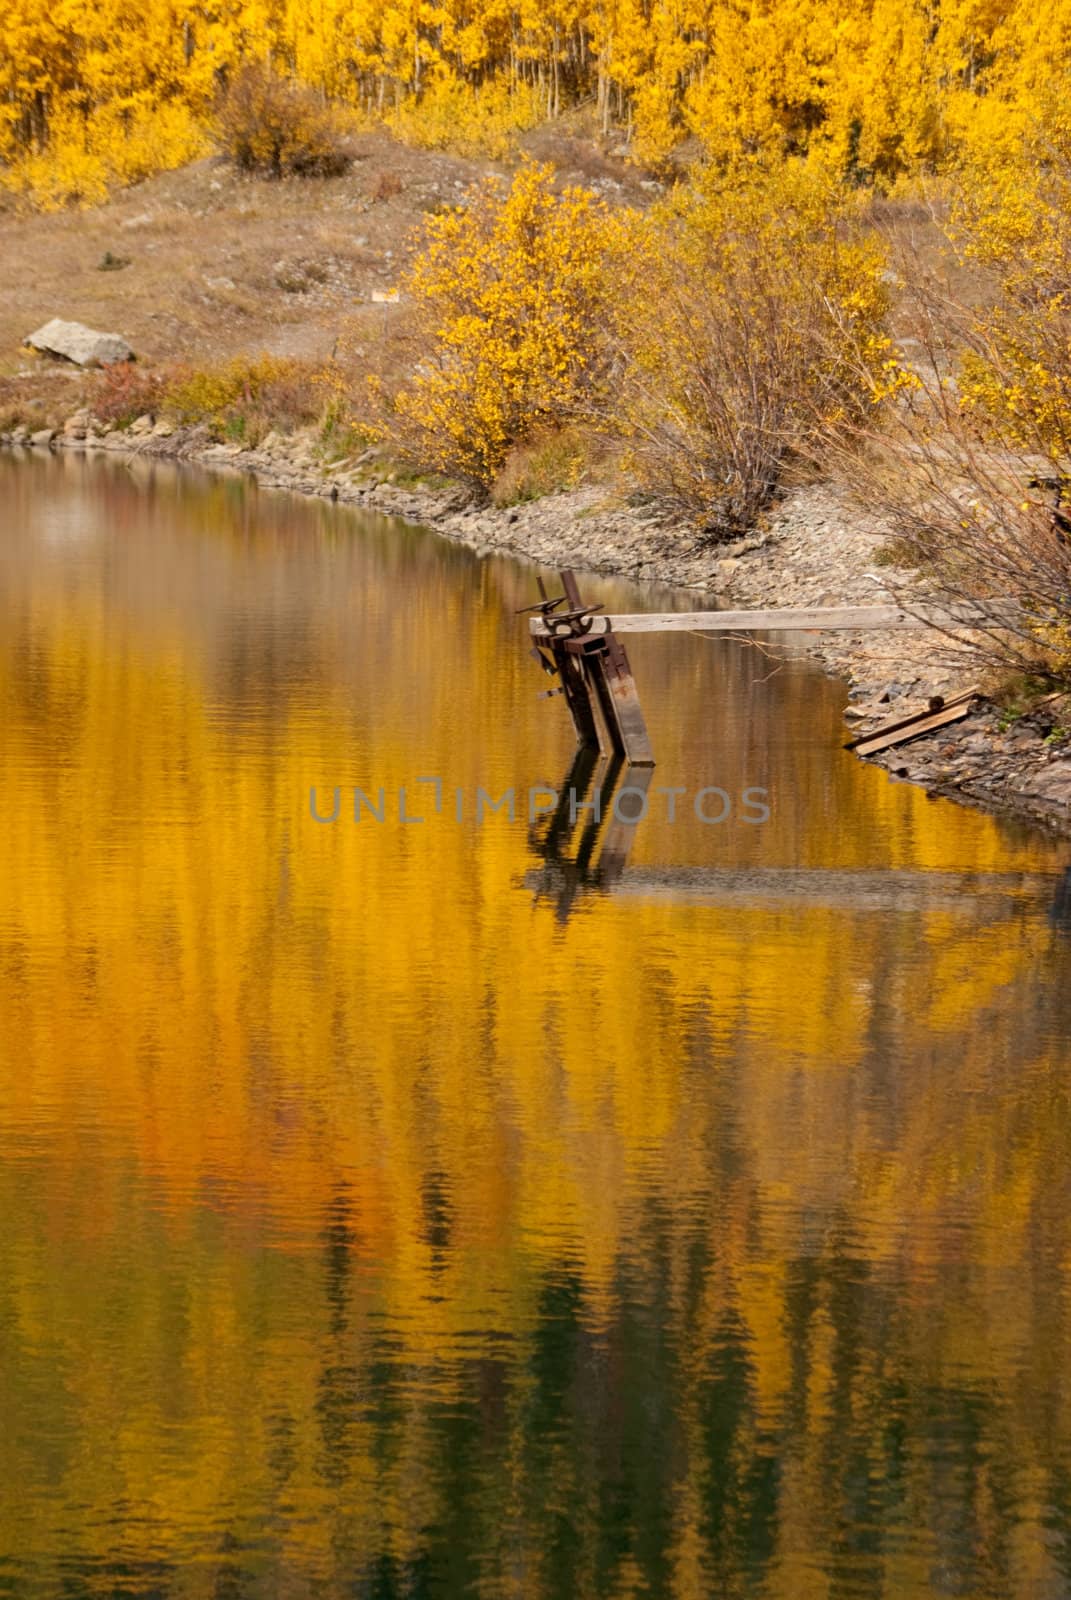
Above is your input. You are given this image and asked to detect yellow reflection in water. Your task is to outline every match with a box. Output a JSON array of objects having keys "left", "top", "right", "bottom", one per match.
[{"left": 1, "top": 454, "right": 1070, "bottom": 1599}]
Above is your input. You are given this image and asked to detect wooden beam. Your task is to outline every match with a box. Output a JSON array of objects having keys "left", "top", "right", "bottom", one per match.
[
  {"left": 597, "top": 631, "right": 655, "bottom": 766},
  {"left": 848, "top": 699, "right": 975, "bottom": 757},
  {"left": 844, "top": 688, "right": 980, "bottom": 754},
  {"left": 531, "top": 599, "right": 1023, "bottom": 638}
]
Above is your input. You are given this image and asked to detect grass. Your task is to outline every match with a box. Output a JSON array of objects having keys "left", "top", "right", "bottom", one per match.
[{"left": 490, "top": 427, "right": 591, "bottom": 506}]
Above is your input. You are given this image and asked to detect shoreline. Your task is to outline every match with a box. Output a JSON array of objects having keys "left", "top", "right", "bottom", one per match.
[{"left": 7, "top": 418, "right": 1071, "bottom": 841}]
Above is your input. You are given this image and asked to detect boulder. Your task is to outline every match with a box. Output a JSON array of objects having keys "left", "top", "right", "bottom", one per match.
[{"left": 25, "top": 319, "right": 134, "bottom": 367}]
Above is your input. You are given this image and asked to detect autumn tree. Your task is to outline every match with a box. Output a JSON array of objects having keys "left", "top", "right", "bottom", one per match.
[{"left": 373, "top": 161, "right": 616, "bottom": 489}]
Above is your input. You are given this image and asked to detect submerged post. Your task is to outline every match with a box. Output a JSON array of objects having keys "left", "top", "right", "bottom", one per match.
[{"left": 521, "top": 571, "right": 654, "bottom": 767}]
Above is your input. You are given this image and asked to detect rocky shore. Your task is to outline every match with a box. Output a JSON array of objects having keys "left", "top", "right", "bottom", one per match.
[{"left": 7, "top": 412, "right": 1071, "bottom": 837}]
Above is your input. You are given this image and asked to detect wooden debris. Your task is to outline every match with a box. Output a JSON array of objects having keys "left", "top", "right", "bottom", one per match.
[{"left": 846, "top": 689, "right": 981, "bottom": 757}]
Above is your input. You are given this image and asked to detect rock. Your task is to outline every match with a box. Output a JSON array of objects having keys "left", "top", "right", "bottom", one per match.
[
  {"left": 11, "top": 425, "right": 28, "bottom": 445},
  {"left": 26, "top": 318, "right": 134, "bottom": 368},
  {"left": 30, "top": 428, "right": 55, "bottom": 448},
  {"left": 129, "top": 414, "right": 153, "bottom": 435},
  {"left": 151, "top": 419, "right": 175, "bottom": 438}
]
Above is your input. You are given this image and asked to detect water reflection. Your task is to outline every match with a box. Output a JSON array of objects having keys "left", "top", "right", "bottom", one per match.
[{"left": 2, "top": 452, "right": 1071, "bottom": 1598}]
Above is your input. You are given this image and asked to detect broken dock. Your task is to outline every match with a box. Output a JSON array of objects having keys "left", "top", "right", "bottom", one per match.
[{"left": 523, "top": 570, "right": 1020, "bottom": 764}]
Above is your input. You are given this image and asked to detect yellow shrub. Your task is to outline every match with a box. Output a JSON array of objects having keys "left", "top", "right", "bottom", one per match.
[
  {"left": 387, "top": 78, "right": 544, "bottom": 161},
  {"left": 0, "top": 101, "right": 206, "bottom": 209},
  {"left": 949, "top": 127, "right": 1071, "bottom": 456},
  {"left": 375, "top": 161, "right": 617, "bottom": 489},
  {"left": 164, "top": 355, "right": 318, "bottom": 439},
  {"left": 1, "top": 108, "right": 109, "bottom": 209},
  {"left": 102, "top": 101, "right": 206, "bottom": 187}
]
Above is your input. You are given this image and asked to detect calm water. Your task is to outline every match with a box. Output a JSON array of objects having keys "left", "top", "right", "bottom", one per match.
[{"left": 3, "top": 452, "right": 1071, "bottom": 1599}]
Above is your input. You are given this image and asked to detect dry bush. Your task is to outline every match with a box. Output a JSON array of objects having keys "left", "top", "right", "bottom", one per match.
[
  {"left": 164, "top": 354, "right": 324, "bottom": 441},
  {"left": 215, "top": 65, "right": 350, "bottom": 178},
  {"left": 600, "top": 161, "right": 895, "bottom": 541},
  {"left": 834, "top": 135, "right": 1071, "bottom": 689},
  {"left": 91, "top": 363, "right": 168, "bottom": 427},
  {"left": 372, "top": 170, "right": 403, "bottom": 201},
  {"left": 490, "top": 427, "right": 590, "bottom": 506}
]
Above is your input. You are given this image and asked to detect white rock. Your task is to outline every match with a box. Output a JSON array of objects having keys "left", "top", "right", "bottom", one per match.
[{"left": 26, "top": 319, "right": 134, "bottom": 368}]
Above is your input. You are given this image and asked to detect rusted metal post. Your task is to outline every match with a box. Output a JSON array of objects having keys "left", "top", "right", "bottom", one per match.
[
  {"left": 559, "top": 571, "right": 654, "bottom": 766},
  {"left": 522, "top": 570, "right": 655, "bottom": 766},
  {"left": 549, "top": 636, "right": 601, "bottom": 749}
]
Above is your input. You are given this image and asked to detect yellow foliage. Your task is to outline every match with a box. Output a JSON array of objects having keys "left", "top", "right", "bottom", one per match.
[
  {"left": 947, "top": 122, "right": 1071, "bottom": 457},
  {"left": 604, "top": 159, "right": 895, "bottom": 535},
  {"left": 6, "top": 0, "right": 1071, "bottom": 202},
  {"left": 1, "top": 100, "right": 206, "bottom": 209},
  {"left": 388, "top": 76, "right": 544, "bottom": 160},
  {"left": 164, "top": 355, "right": 321, "bottom": 440},
  {"left": 377, "top": 161, "right": 616, "bottom": 488}
]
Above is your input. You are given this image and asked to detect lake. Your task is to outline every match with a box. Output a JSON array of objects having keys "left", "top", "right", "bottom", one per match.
[{"left": 2, "top": 451, "right": 1071, "bottom": 1599}]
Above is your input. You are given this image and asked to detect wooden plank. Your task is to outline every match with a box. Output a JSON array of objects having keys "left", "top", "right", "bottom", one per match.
[
  {"left": 851, "top": 699, "right": 973, "bottom": 757},
  {"left": 599, "top": 632, "right": 656, "bottom": 766},
  {"left": 531, "top": 599, "right": 1023, "bottom": 638},
  {"left": 843, "top": 687, "right": 979, "bottom": 751}
]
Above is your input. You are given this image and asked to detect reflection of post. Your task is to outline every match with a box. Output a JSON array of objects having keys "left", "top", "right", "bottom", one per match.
[
  {"left": 1049, "top": 864, "right": 1071, "bottom": 932},
  {"left": 598, "top": 765, "right": 654, "bottom": 885},
  {"left": 525, "top": 753, "right": 649, "bottom": 919},
  {"left": 532, "top": 744, "right": 600, "bottom": 859}
]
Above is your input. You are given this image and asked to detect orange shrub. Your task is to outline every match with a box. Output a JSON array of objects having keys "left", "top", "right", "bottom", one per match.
[{"left": 215, "top": 66, "right": 350, "bottom": 178}]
